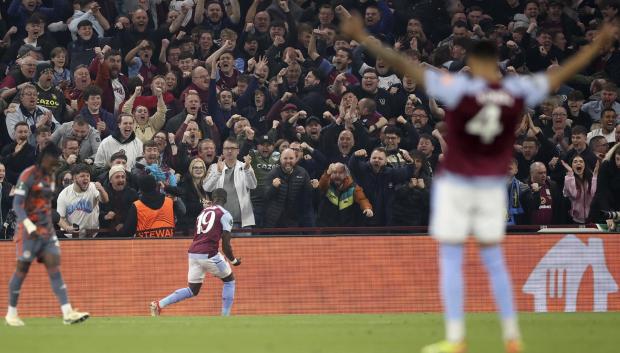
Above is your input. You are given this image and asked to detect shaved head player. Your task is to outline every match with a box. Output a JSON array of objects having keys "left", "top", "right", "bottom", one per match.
[{"left": 150, "top": 188, "right": 241, "bottom": 316}]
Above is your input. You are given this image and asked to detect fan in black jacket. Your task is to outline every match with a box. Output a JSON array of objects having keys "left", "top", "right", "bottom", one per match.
[
  {"left": 99, "top": 165, "right": 138, "bottom": 237},
  {"left": 263, "top": 149, "right": 314, "bottom": 228},
  {"left": 589, "top": 144, "right": 620, "bottom": 224}
]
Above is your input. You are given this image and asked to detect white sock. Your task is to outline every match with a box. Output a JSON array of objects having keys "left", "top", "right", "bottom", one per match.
[
  {"left": 446, "top": 319, "right": 465, "bottom": 343},
  {"left": 502, "top": 317, "right": 521, "bottom": 341},
  {"left": 61, "top": 303, "right": 73, "bottom": 316},
  {"left": 7, "top": 306, "right": 17, "bottom": 317}
]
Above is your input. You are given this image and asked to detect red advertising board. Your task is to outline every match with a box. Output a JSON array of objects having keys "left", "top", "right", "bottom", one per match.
[{"left": 0, "top": 234, "right": 618, "bottom": 317}]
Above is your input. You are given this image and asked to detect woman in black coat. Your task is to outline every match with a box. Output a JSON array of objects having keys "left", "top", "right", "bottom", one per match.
[
  {"left": 589, "top": 143, "right": 620, "bottom": 224},
  {"left": 178, "top": 158, "right": 211, "bottom": 234}
]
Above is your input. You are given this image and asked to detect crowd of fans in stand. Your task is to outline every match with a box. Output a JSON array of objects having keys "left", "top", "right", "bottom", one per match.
[{"left": 0, "top": 0, "right": 620, "bottom": 238}]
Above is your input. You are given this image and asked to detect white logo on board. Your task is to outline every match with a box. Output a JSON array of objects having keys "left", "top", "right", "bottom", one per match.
[{"left": 523, "top": 234, "right": 618, "bottom": 312}]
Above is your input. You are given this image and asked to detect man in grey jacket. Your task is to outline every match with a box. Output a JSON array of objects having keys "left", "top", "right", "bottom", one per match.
[{"left": 51, "top": 115, "right": 101, "bottom": 162}]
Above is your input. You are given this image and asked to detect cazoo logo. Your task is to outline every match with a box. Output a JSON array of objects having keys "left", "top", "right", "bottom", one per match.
[{"left": 523, "top": 235, "right": 618, "bottom": 312}]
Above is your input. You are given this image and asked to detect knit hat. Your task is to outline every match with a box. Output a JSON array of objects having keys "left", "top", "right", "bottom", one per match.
[
  {"left": 108, "top": 165, "right": 126, "bottom": 180},
  {"left": 36, "top": 62, "right": 53, "bottom": 80}
]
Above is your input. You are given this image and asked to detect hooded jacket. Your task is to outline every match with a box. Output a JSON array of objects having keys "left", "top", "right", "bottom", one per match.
[{"left": 94, "top": 128, "right": 143, "bottom": 169}]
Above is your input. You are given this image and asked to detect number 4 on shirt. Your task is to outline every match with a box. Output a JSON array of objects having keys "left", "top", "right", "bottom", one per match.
[{"left": 465, "top": 104, "right": 504, "bottom": 144}]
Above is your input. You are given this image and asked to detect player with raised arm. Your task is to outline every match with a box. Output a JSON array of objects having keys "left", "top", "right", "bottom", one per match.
[
  {"left": 150, "top": 188, "right": 241, "bottom": 316},
  {"left": 5, "top": 143, "right": 90, "bottom": 326},
  {"left": 339, "top": 9, "right": 617, "bottom": 353}
]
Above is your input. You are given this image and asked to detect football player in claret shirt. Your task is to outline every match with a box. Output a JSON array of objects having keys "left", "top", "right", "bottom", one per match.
[
  {"left": 5, "top": 143, "right": 89, "bottom": 326},
  {"left": 150, "top": 188, "right": 241, "bottom": 316},
  {"left": 340, "top": 10, "right": 617, "bottom": 353}
]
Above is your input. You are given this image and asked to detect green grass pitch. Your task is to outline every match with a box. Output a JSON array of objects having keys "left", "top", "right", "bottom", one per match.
[{"left": 1, "top": 313, "right": 618, "bottom": 353}]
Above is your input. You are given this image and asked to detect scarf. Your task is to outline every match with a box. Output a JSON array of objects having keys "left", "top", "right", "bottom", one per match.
[{"left": 507, "top": 177, "right": 524, "bottom": 226}]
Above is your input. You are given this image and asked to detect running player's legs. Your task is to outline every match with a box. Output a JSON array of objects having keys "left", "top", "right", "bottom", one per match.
[
  {"left": 202, "top": 253, "right": 235, "bottom": 316},
  {"left": 473, "top": 185, "right": 521, "bottom": 346},
  {"left": 188, "top": 257, "right": 207, "bottom": 284},
  {"left": 153, "top": 256, "right": 204, "bottom": 314},
  {"left": 202, "top": 253, "right": 233, "bottom": 279}
]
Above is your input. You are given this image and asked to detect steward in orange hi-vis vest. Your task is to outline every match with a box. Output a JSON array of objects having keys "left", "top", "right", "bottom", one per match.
[{"left": 134, "top": 197, "right": 175, "bottom": 238}]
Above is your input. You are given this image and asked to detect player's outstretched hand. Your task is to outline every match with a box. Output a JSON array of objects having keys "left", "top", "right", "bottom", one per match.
[
  {"left": 231, "top": 258, "right": 242, "bottom": 266},
  {"left": 339, "top": 13, "right": 364, "bottom": 40},
  {"left": 595, "top": 22, "right": 618, "bottom": 48},
  {"left": 363, "top": 209, "right": 374, "bottom": 218}
]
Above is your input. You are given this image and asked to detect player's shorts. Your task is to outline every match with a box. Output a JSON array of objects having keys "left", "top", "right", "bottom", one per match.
[
  {"left": 430, "top": 172, "right": 507, "bottom": 244},
  {"left": 187, "top": 252, "right": 232, "bottom": 283},
  {"left": 16, "top": 233, "right": 61, "bottom": 263}
]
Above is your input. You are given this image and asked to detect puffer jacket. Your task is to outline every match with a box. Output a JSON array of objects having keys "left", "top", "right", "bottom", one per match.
[{"left": 263, "top": 165, "right": 312, "bottom": 227}]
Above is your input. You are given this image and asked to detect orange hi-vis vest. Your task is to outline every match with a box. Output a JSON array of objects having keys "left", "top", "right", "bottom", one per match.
[{"left": 134, "top": 197, "right": 175, "bottom": 238}]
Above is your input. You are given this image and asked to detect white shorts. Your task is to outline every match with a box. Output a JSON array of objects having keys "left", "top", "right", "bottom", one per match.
[
  {"left": 187, "top": 253, "right": 232, "bottom": 283},
  {"left": 430, "top": 173, "right": 507, "bottom": 244}
]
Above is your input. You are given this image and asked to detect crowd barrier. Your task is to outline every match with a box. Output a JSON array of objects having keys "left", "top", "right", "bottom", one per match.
[{"left": 0, "top": 233, "right": 618, "bottom": 317}]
